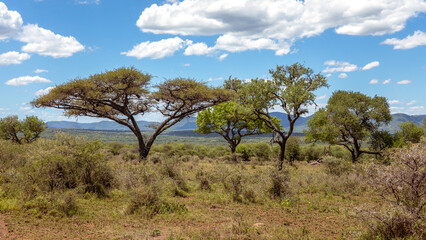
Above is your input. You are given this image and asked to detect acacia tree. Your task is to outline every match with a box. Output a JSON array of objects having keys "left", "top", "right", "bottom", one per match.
[
  {"left": 195, "top": 101, "right": 279, "bottom": 159},
  {"left": 0, "top": 115, "right": 46, "bottom": 144},
  {"left": 32, "top": 67, "right": 234, "bottom": 161},
  {"left": 239, "top": 63, "right": 328, "bottom": 169},
  {"left": 305, "top": 90, "right": 392, "bottom": 163}
]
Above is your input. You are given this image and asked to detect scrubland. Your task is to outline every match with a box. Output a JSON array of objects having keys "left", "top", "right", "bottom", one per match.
[{"left": 0, "top": 134, "right": 424, "bottom": 239}]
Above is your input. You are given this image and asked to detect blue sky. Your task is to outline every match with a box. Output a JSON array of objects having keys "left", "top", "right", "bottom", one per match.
[{"left": 0, "top": 0, "right": 425, "bottom": 122}]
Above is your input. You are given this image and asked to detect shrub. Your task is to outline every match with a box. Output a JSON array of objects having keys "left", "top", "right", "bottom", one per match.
[
  {"left": 269, "top": 169, "right": 291, "bottom": 199},
  {"left": 322, "top": 156, "right": 352, "bottom": 176},
  {"left": 286, "top": 137, "right": 301, "bottom": 163},
  {"left": 361, "top": 139, "right": 425, "bottom": 239},
  {"left": 235, "top": 144, "right": 253, "bottom": 161}
]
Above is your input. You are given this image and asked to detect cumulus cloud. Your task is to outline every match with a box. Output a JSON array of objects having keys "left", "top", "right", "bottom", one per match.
[
  {"left": 135, "top": 0, "right": 426, "bottom": 56},
  {"left": 383, "top": 79, "right": 391, "bottom": 84},
  {"left": 0, "top": 2, "right": 23, "bottom": 40},
  {"left": 388, "top": 100, "right": 401, "bottom": 105},
  {"left": 1, "top": 2, "right": 84, "bottom": 58},
  {"left": 408, "top": 106, "right": 424, "bottom": 111},
  {"left": 406, "top": 100, "right": 417, "bottom": 106},
  {"left": 369, "top": 79, "right": 379, "bottom": 84},
  {"left": 206, "top": 77, "right": 223, "bottom": 82},
  {"left": 317, "top": 95, "right": 327, "bottom": 100},
  {"left": 381, "top": 30, "right": 426, "bottom": 49},
  {"left": 19, "top": 106, "right": 31, "bottom": 111},
  {"left": 182, "top": 63, "right": 190, "bottom": 67},
  {"left": 218, "top": 53, "right": 228, "bottom": 61},
  {"left": 5, "top": 76, "right": 51, "bottom": 86},
  {"left": 0, "top": 51, "right": 30, "bottom": 66},
  {"left": 338, "top": 73, "right": 348, "bottom": 79},
  {"left": 362, "top": 61, "right": 380, "bottom": 70},
  {"left": 184, "top": 42, "right": 214, "bottom": 56},
  {"left": 323, "top": 60, "right": 358, "bottom": 73},
  {"left": 16, "top": 24, "right": 84, "bottom": 58},
  {"left": 34, "top": 69, "right": 48, "bottom": 73},
  {"left": 35, "top": 86, "right": 55, "bottom": 96},
  {"left": 121, "top": 37, "right": 188, "bottom": 59},
  {"left": 397, "top": 80, "right": 412, "bottom": 84}
]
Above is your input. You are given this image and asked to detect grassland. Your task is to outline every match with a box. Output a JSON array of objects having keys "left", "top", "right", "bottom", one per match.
[{"left": 0, "top": 133, "right": 423, "bottom": 239}]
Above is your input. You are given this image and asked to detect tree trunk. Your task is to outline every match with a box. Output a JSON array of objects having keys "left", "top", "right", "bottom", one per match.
[
  {"left": 134, "top": 132, "right": 148, "bottom": 162},
  {"left": 230, "top": 142, "right": 237, "bottom": 162},
  {"left": 278, "top": 141, "right": 286, "bottom": 170}
]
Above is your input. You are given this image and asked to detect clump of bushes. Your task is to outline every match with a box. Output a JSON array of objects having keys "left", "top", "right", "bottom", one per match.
[
  {"left": 361, "top": 139, "right": 425, "bottom": 239},
  {"left": 322, "top": 156, "right": 352, "bottom": 176}
]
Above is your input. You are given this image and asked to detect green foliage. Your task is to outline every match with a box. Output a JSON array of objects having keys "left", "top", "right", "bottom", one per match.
[
  {"left": 322, "top": 156, "right": 352, "bottom": 176},
  {"left": 305, "top": 90, "right": 392, "bottom": 162},
  {"left": 285, "top": 137, "right": 300, "bottom": 163},
  {"left": 196, "top": 101, "right": 276, "bottom": 155},
  {"left": 0, "top": 115, "right": 46, "bottom": 144},
  {"left": 395, "top": 121, "right": 424, "bottom": 145},
  {"left": 239, "top": 63, "right": 328, "bottom": 168},
  {"left": 32, "top": 67, "right": 234, "bottom": 161}
]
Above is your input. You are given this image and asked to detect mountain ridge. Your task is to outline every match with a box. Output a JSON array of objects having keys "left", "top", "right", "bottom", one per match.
[{"left": 47, "top": 113, "right": 425, "bottom": 133}]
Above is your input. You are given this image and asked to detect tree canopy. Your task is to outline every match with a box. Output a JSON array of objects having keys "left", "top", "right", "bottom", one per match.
[
  {"left": 239, "top": 63, "right": 328, "bottom": 169},
  {"left": 32, "top": 67, "right": 234, "bottom": 160},
  {"left": 305, "top": 90, "right": 392, "bottom": 162},
  {"left": 0, "top": 115, "right": 46, "bottom": 144}
]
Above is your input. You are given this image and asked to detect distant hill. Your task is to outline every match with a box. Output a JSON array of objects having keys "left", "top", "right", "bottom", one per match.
[{"left": 47, "top": 113, "right": 425, "bottom": 133}]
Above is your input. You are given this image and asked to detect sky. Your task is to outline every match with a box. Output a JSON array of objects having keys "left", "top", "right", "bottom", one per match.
[{"left": 0, "top": 0, "right": 425, "bottom": 123}]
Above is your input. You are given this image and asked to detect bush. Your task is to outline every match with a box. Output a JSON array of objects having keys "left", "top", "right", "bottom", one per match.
[
  {"left": 361, "top": 139, "right": 425, "bottom": 239},
  {"left": 322, "top": 156, "right": 352, "bottom": 176},
  {"left": 269, "top": 169, "right": 291, "bottom": 199},
  {"left": 235, "top": 144, "right": 253, "bottom": 161},
  {"left": 286, "top": 137, "right": 301, "bottom": 163}
]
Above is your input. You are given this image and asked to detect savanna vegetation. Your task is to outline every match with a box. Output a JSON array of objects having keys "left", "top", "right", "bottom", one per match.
[{"left": 0, "top": 64, "right": 424, "bottom": 239}]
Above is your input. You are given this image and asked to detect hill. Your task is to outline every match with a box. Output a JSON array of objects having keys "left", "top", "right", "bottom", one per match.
[{"left": 47, "top": 113, "right": 425, "bottom": 133}]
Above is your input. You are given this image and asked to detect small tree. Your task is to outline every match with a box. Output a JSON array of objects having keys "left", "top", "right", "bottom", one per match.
[
  {"left": 285, "top": 136, "right": 300, "bottom": 164},
  {"left": 239, "top": 63, "right": 328, "bottom": 169},
  {"left": 305, "top": 90, "right": 392, "bottom": 163},
  {"left": 32, "top": 67, "right": 234, "bottom": 161},
  {"left": 0, "top": 115, "right": 46, "bottom": 144},
  {"left": 195, "top": 101, "right": 278, "bottom": 159},
  {"left": 396, "top": 121, "right": 424, "bottom": 145}
]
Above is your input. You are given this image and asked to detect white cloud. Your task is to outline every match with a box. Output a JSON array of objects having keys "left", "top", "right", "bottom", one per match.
[
  {"left": 16, "top": 24, "right": 84, "bottom": 58},
  {"left": 182, "top": 63, "right": 190, "bottom": 67},
  {"left": 406, "top": 100, "right": 417, "bottom": 106},
  {"left": 136, "top": 0, "right": 426, "bottom": 55},
  {"left": 325, "top": 74, "right": 332, "bottom": 78},
  {"left": 338, "top": 73, "right": 348, "bottom": 79},
  {"left": 206, "top": 77, "right": 223, "bottom": 82},
  {"left": 75, "top": 0, "right": 100, "bottom": 4},
  {"left": 121, "top": 37, "right": 188, "bottom": 59},
  {"left": 35, "top": 86, "right": 55, "bottom": 96},
  {"left": 397, "top": 80, "right": 411, "bottom": 84},
  {"left": 19, "top": 106, "right": 31, "bottom": 111},
  {"left": 34, "top": 69, "right": 48, "bottom": 73},
  {"left": 323, "top": 60, "right": 358, "bottom": 73},
  {"left": 0, "top": 2, "right": 23, "bottom": 40},
  {"left": 0, "top": 51, "right": 30, "bottom": 66},
  {"left": 5, "top": 76, "right": 51, "bottom": 86},
  {"left": 184, "top": 42, "right": 214, "bottom": 56},
  {"left": 369, "top": 79, "right": 379, "bottom": 84},
  {"left": 218, "top": 53, "right": 228, "bottom": 61},
  {"left": 361, "top": 61, "right": 380, "bottom": 70},
  {"left": 317, "top": 95, "right": 327, "bottom": 100},
  {"left": 214, "top": 35, "right": 291, "bottom": 55},
  {"left": 381, "top": 30, "right": 426, "bottom": 49},
  {"left": 390, "top": 106, "right": 404, "bottom": 112},
  {"left": 408, "top": 106, "right": 424, "bottom": 111},
  {"left": 383, "top": 79, "right": 391, "bottom": 84},
  {"left": 388, "top": 100, "right": 401, "bottom": 105}
]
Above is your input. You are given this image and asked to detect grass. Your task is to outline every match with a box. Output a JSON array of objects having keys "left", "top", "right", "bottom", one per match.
[{"left": 0, "top": 135, "right": 422, "bottom": 239}]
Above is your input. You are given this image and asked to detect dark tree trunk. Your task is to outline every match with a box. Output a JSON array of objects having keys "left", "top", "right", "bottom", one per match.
[
  {"left": 278, "top": 140, "right": 286, "bottom": 170},
  {"left": 230, "top": 143, "right": 237, "bottom": 161}
]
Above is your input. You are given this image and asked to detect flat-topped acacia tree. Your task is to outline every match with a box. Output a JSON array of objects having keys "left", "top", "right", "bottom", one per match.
[{"left": 32, "top": 67, "right": 234, "bottom": 161}]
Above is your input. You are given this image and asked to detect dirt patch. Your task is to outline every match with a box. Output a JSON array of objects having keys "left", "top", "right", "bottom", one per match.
[{"left": 0, "top": 215, "right": 8, "bottom": 239}]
